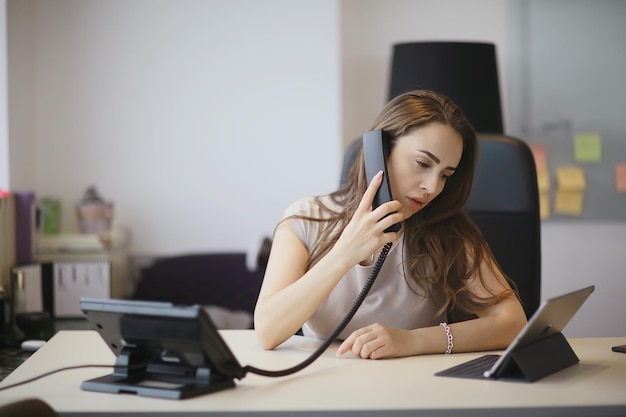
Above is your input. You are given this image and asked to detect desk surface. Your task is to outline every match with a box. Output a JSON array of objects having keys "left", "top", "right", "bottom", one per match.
[{"left": 0, "top": 330, "right": 625, "bottom": 416}]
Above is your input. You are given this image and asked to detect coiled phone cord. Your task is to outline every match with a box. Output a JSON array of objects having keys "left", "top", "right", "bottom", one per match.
[{"left": 243, "top": 242, "right": 393, "bottom": 378}]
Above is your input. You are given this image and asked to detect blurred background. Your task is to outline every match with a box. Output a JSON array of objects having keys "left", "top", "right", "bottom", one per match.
[{"left": 1, "top": 0, "right": 625, "bottom": 337}]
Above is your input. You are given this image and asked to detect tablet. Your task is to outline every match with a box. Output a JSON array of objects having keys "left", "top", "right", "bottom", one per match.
[{"left": 435, "top": 285, "right": 595, "bottom": 380}]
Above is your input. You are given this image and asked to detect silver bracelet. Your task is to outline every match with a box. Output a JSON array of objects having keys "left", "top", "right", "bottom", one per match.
[{"left": 439, "top": 322, "right": 453, "bottom": 354}]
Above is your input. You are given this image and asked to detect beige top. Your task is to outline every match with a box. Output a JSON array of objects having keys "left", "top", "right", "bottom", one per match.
[{"left": 284, "top": 196, "right": 446, "bottom": 340}]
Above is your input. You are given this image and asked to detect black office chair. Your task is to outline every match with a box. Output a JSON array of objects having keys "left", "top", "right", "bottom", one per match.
[
  {"left": 466, "top": 134, "right": 541, "bottom": 318},
  {"left": 340, "top": 134, "right": 541, "bottom": 318}
]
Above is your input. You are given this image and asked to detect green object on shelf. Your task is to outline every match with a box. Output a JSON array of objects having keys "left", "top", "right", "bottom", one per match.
[{"left": 40, "top": 198, "right": 61, "bottom": 235}]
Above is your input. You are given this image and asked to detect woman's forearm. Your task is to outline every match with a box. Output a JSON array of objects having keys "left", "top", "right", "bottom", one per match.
[
  {"left": 411, "top": 297, "right": 526, "bottom": 355},
  {"left": 254, "top": 248, "right": 354, "bottom": 350}
]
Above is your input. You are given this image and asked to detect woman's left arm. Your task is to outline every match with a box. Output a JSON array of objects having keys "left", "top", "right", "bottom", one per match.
[
  {"left": 435, "top": 257, "right": 528, "bottom": 353},
  {"left": 337, "top": 257, "right": 527, "bottom": 359}
]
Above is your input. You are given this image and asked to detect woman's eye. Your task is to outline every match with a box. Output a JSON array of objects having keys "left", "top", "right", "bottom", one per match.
[
  {"left": 417, "top": 160, "right": 428, "bottom": 168},
  {"left": 440, "top": 171, "right": 454, "bottom": 180}
]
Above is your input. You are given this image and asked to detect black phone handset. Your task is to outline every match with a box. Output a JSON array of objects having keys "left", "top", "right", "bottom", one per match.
[
  {"left": 362, "top": 129, "right": 401, "bottom": 233},
  {"left": 243, "top": 130, "right": 396, "bottom": 378}
]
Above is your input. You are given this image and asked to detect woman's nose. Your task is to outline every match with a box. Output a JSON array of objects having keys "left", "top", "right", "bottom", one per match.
[{"left": 420, "top": 173, "right": 439, "bottom": 194}]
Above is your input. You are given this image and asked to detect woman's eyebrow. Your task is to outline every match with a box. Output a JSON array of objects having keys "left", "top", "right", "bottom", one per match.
[
  {"left": 419, "top": 149, "right": 440, "bottom": 163},
  {"left": 419, "top": 150, "right": 457, "bottom": 171}
]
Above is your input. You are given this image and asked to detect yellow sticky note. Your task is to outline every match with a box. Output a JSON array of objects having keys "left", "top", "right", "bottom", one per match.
[
  {"left": 574, "top": 133, "right": 602, "bottom": 163},
  {"left": 537, "top": 169, "right": 550, "bottom": 193},
  {"left": 616, "top": 163, "right": 626, "bottom": 193},
  {"left": 529, "top": 144, "right": 548, "bottom": 172},
  {"left": 539, "top": 192, "right": 550, "bottom": 220},
  {"left": 554, "top": 190, "right": 584, "bottom": 216},
  {"left": 556, "top": 165, "right": 586, "bottom": 191}
]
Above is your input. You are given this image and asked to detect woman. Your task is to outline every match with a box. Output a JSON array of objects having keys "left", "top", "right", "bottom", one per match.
[{"left": 254, "top": 90, "right": 527, "bottom": 359}]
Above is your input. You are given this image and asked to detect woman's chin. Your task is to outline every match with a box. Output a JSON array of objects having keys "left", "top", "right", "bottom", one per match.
[{"left": 400, "top": 207, "right": 419, "bottom": 219}]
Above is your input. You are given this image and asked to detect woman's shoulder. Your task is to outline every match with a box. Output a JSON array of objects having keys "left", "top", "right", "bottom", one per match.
[
  {"left": 283, "top": 196, "right": 317, "bottom": 216},
  {"left": 281, "top": 195, "right": 338, "bottom": 248},
  {"left": 283, "top": 195, "right": 339, "bottom": 218}
]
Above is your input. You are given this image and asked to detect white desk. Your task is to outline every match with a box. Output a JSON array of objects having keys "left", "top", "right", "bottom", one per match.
[{"left": 0, "top": 330, "right": 625, "bottom": 416}]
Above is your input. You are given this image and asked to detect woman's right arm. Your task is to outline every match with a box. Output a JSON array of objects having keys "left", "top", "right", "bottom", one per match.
[
  {"left": 253, "top": 171, "right": 404, "bottom": 349},
  {"left": 253, "top": 221, "right": 355, "bottom": 349}
]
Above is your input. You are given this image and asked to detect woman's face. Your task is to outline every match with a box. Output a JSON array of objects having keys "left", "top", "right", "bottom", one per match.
[{"left": 387, "top": 122, "right": 463, "bottom": 220}]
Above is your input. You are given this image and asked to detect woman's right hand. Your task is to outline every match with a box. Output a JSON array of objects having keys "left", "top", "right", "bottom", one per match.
[{"left": 330, "top": 171, "right": 404, "bottom": 265}]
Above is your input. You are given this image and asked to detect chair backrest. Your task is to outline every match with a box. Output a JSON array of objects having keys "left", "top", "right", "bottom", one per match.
[
  {"left": 340, "top": 134, "right": 541, "bottom": 318},
  {"left": 466, "top": 134, "right": 541, "bottom": 318}
]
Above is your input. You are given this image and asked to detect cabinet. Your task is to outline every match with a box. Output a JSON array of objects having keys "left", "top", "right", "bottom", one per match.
[{"left": 34, "top": 228, "right": 132, "bottom": 299}]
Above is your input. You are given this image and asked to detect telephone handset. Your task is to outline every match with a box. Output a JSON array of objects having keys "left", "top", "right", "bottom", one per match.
[{"left": 363, "top": 130, "right": 401, "bottom": 233}]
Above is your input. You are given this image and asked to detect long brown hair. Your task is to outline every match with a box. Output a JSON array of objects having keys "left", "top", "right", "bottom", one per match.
[{"left": 290, "top": 90, "right": 515, "bottom": 317}]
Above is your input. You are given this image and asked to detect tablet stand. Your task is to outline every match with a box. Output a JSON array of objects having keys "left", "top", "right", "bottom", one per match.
[
  {"left": 81, "top": 346, "right": 235, "bottom": 399},
  {"left": 497, "top": 332, "right": 579, "bottom": 382}
]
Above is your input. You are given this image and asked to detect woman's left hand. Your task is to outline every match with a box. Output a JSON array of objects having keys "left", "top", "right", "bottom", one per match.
[{"left": 336, "top": 323, "right": 414, "bottom": 359}]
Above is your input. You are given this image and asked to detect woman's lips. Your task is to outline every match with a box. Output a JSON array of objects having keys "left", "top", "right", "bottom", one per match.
[{"left": 407, "top": 197, "right": 426, "bottom": 211}]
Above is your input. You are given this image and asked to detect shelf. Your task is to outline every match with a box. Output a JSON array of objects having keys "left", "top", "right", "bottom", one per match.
[{"left": 35, "top": 227, "right": 130, "bottom": 255}]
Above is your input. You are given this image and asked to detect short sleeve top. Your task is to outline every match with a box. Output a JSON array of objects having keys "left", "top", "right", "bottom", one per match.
[{"left": 283, "top": 196, "right": 446, "bottom": 341}]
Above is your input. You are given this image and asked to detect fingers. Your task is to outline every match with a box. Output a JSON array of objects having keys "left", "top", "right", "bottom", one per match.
[
  {"left": 336, "top": 324, "right": 389, "bottom": 359},
  {"left": 336, "top": 329, "right": 359, "bottom": 356},
  {"left": 377, "top": 210, "right": 404, "bottom": 234},
  {"left": 356, "top": 170, "right": 383, "bottom": 212},
  {"left": 357, "top": 170, "right": 404, "bottom": 229}
]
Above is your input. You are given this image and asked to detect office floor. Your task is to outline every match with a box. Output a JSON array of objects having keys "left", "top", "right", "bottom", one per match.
[
  {"left": 0, "top": 347, "right": 31, "bottom": 381},
  {"left": 0, "top": 319, "right": 92, "bottom": 381}
]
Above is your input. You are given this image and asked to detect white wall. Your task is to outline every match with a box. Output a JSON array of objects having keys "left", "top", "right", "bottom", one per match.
[
  {"left": 541, "top": 221, "right": 626, "bottom": 338},
  {"left": 0, "top": 0, "right": 8, "bottom": 190},
  {"left": 7, "top": 0, "right": 342, "bottom": 255},
  {"left": 5, "top": 0, "right": 35, "bottom": 190}
]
